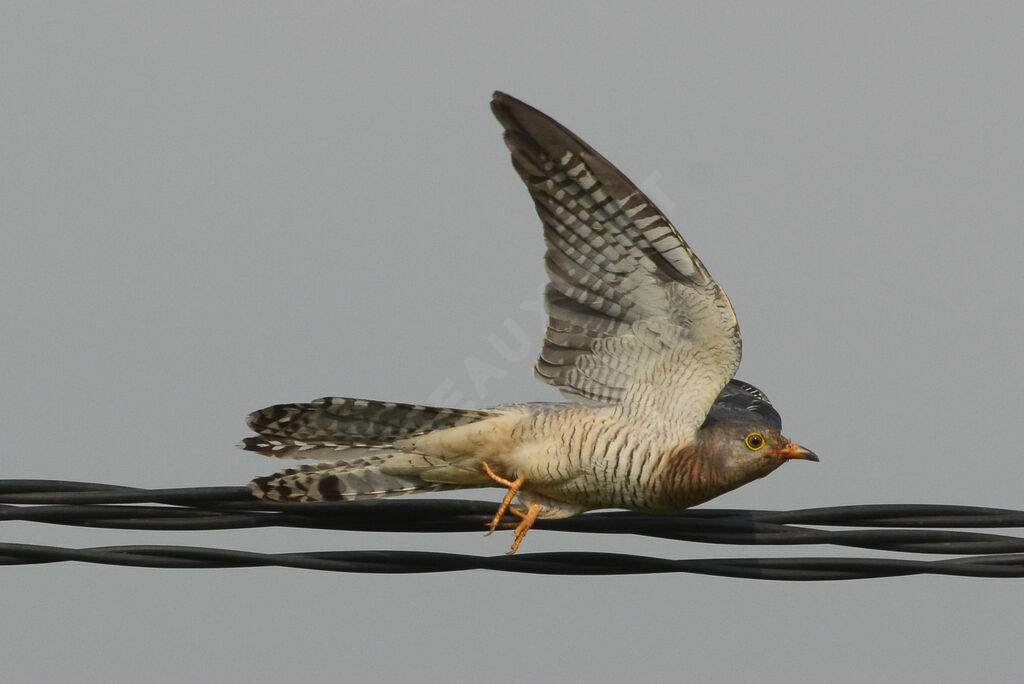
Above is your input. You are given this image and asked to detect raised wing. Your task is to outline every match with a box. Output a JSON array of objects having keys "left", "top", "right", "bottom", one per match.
[{"left": 491, "top": 92, "right": 741, "bottom": 435}]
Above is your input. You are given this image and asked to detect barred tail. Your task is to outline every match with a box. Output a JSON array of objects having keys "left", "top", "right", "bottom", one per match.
[
  {"left": 250, "top": 459, "right": 459, "bottom": 502},
  {"left": 240, "top": 396, "right": 496, "bottom": 502},
  {"left": 240, "top": 396, "right": 497, "bottom": 461}
]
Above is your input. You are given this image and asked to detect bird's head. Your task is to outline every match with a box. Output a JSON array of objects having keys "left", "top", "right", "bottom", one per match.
[
  {"left": 700, "top": 421, "right": 818, "bottom": 484},
  {"left": 659, "top": 421, "right": 817, "bottom": 511}
]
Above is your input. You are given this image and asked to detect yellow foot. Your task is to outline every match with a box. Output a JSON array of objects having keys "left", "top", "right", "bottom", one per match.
[
  {"left": 479, "top": 462, "right": 541, "bottom": 553},
  {"left": 480, "top": 461, "right": 523, "bottom": 535},
  {"left": 506, "top": 502, "right": 541, "bottom": 554}
]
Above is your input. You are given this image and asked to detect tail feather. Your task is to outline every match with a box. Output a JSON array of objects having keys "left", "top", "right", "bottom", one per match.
[
  {"left": 250, "top": 461, "right": 459, "bottom": 502},
  {"left": 242, "top": 397, "right": 496, "bottom": 460},
  {"left": 238, "top": 438, "right": 397, "bottom": 462},
  {"left": 242, "top": 396, "right": 497, "bottom": 501}
]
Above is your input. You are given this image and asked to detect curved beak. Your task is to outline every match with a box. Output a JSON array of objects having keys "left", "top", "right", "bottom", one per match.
[{"left": 766, "top": 442, "right": 819, "bottom": 462}]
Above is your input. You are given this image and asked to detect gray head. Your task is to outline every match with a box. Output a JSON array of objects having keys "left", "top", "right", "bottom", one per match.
[
  {"left": 699, "top": 419, "right": 817, "bottom": 482},
  {"left": 703, "top": 378, "right": 817, "bottom": 473},
  {"left": 654, "top": 381, "right": 817, "bottom": 511}
]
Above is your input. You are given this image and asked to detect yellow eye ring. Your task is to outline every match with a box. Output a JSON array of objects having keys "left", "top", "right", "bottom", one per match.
[{"left": 744, "top": 433, "right": 766, "bottom": 451}]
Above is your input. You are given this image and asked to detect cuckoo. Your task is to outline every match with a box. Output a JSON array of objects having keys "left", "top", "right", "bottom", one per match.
[{"left": 240, "top": 92, "right": 818, "bottom": 552}]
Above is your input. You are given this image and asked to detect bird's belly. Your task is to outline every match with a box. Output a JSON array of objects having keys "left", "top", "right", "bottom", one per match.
[
  {"left": 514, "top": 435, "right": 668, "bottom": 513},
  {"left": 531, "top": 469, "right": 662, "bottom": 512}
]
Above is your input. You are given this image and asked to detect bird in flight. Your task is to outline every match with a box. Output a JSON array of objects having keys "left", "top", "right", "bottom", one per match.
[{"left": 240, "top": 91, "right": 818, "bottom": 553}]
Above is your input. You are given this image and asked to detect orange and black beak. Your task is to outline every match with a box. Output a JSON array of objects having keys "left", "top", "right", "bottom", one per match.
[{"left": 766, "top": 443, "right": 819, "bottom": 462}]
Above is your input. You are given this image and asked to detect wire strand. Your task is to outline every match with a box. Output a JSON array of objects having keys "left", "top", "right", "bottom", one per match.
[{"left": 3, "top": 480, "right": 1023, "bottom": 579}]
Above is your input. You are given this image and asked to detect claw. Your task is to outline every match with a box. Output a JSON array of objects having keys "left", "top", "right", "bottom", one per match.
[{"left": 506, "top": 502, "right": 541, "bottom": 554}]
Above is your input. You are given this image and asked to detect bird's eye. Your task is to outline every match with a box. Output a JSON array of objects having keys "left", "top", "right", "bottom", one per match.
[{"left": 744, "top": 433, "right": 765, "bottom": 450}]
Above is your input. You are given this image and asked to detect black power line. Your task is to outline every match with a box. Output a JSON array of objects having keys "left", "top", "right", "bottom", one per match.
[{"left": 2, "top": 480, "right": 1023, "bottom": 580}]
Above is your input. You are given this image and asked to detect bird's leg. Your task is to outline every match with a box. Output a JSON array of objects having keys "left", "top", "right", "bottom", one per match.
[
  {"left": 480, "top": 462, "right": 542, "bottom": 553},
  {"left": 480, "top": 461, "right": 524, "bottom": 535},
  {"left": 505, "top": 502, "right": 542, "bottom": 554}
]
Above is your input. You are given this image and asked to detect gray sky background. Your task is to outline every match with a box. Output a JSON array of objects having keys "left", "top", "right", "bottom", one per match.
[{"left": 3, "top": 2, "right": 1022, "bottom": 682}]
